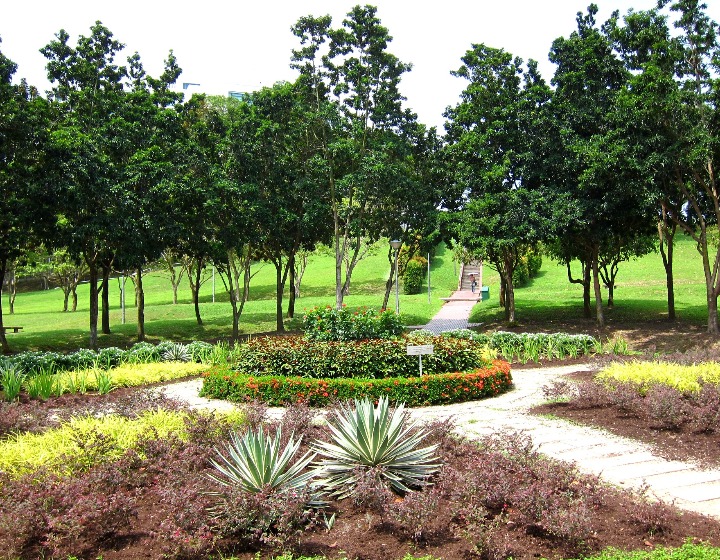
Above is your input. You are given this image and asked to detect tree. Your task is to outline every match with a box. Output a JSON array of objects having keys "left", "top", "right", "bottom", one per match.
[
  {"left": 291, "top": 5, "right": 417, "bottom": 309},
  {"left": 249, "top": 82, "right": 331, "bottom": 332},
  {"left": 49, "top": 248, "right": 88, "bottom": 312},
  {"left": 444, "top": 44, "right": 552, "bottom": 323},
  {"left": 0, "top": 40, "right": 50, "bottom": 353},
  {"left": 651, "top": 0, "right": 720, "bottom": 332},
  {"left": 42, "top": 23, "right": 181, "bottom": 346},
  {"left": 548, "top": 5, "right": 656, "bottom": 328}
]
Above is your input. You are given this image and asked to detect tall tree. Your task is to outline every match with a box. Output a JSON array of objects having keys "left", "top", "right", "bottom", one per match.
[
  {"left": 444, "top": 44, "right": 552, "bottom": 323},
  {"left": 548, "top": 5, "right": 655, "bottom": 328},
  {"left": 291, "top": 5, "right": 417, "bottom": 308},
  {"left": 43, "top": 23, "right": 180, "bottom": 346},
  {"left": 0, "top": 40, "right": 50, "bottom": 353},
  {"left": 655, "top": 0, "right": 720, "bottom": 332}
]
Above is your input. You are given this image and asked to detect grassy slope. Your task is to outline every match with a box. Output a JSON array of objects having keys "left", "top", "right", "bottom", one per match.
[
  {"left": 5, "top": 244, "right": 459, "bottom": 352},
  {"left": 469, "top": 234, "right": 708, "bottom": 327}
]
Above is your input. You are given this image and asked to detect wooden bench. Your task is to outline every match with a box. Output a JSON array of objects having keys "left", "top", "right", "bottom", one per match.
[{"left": 0, "top": 326, "right": 23, "bottom": 333}]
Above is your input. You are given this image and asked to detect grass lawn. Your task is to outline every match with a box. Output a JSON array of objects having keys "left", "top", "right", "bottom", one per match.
[
  {"left": 469, "top": 234, "right": 709, "bottom": 328},
  {"left": 4, "top": 243, "right": 460, "bottom": 353}
]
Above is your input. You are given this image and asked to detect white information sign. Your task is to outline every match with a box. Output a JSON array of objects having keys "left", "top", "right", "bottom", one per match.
[
  {"left": 406, "top": 344, "right": 434, "bottom": 375},
  {"left": 406, "top": 344, "right": 434, "bottom": 356}
]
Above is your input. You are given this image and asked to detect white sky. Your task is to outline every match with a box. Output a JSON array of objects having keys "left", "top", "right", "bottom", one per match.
[{"left": 3, "top": 0, "right": 719, "bottom": 130}]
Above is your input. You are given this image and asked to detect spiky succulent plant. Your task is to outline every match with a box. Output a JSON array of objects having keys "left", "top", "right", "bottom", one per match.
[
  {"left": 313, "top": 397, "right": 440, "bottom": 498},
  {"left": 208, "top": 427, "right": 323, "bottom": 505}
]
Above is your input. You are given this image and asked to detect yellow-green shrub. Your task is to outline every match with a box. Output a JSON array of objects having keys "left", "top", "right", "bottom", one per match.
[
  {"left": 597, "top": 361, "right": 720, "bottom": 394},
  {"left": 58, "top": 361, "right": 205, "bottom": 392}
]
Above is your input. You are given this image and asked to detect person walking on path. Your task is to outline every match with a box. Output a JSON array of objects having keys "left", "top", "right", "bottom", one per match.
[{"left": 469, "top": 273, "right": 477, "bottom": 293}]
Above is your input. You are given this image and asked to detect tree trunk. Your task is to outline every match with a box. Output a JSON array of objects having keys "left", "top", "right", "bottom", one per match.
[
  {"left": 88, "top": 262, "right": 99, "bottom": 350},
  {"left": 8, "top": 269, "right": 16, "bottom": 315},
  {"left": 503, "top": 269, "right": 516, "bottom": 323},
  {"left": 275, "top": 259, "right": 285, "bottom": 332},
  {"left": 191, "top": 259, "right": 203, "bottom": 326},
  {"left": 607, "top": 283, "right": 614, "bottom": 309},
  {"left": 71, "top": 287, "right": 78, "bottom": 312},
  {"left": 136, "top": 267, "right": 145, "bottom": 341},
  {"left": 659, "top": 222, "right": 676, "bottom": 321},
  {"left": 499, "top": 275, "right": 506, "bottom": 308},
  {"left": 287, "top": 255, "right": 296, "bottom": 319},
  {"left": 101, "top": 263, "right": 111, "bottom": 334},
  {"left": 708, "top": 292, "right": 720, "bottom": 335},
  {"left": 0, "top": 258, "right": 10, "bottom": 354},
  {"left": 62, "top": 289, "right": 70, "bottom": 312},
  {"left": 591, "top": 246, "right": 605, "bottom": 329}
]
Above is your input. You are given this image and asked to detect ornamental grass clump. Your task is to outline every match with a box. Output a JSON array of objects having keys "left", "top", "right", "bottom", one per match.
[{"left": 313, "top": 396, "right": 440, "bottom": 498}]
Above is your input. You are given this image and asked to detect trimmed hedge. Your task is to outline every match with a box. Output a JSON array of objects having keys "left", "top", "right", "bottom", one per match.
[
  {"left": 200, "top": 359, "right": 512, "bottom": 407},
  {"left": 302, "top": 305, "right": 403, "bottom": 341},
  {"left": 230, "top": 335, "right": 494, "bottom": 379}
]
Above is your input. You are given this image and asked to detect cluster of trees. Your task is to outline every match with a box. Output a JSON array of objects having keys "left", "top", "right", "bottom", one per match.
[
  {"left": 445, "top": 0, "right": 720, "bottom": 332},
  {"left": 2, "top": 1, "right": 720, "bottom": 354},
  {"left": 0, "top": 7, "right": 441, "bottom": 353}
]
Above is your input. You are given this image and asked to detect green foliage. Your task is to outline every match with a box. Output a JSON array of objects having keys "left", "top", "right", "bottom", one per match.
[
  {"left": 403, "top": 259, "right": 425, "bottom": 295},
  {"left": 230, "top": 335, "right": 493, "bottom": 380},
  {"left": 200, "top": 360, "right": 512, "bottom": 407},
  {"left": 487, "top": 331, "right": 597, "bottom": 363},
  {"left": 25, "top": 370, "right": 57, "bottom": 400},
  {"left": 313, "top": 397, "right": 440, "bottom": 497},
  {"left": 209, "top": 427, "right": 321, "bottom": 504},
  {"left": 94, "top": 368, "right": 114, "bottom": 395},
  {"left": 512, "top": 256, "right": 530, "bottom": 287},
  {"left": 303, "top": 305, "right": 403, "bottom": 341},
  {"left": 0, "top": 363, "right": 24, "bottom": 402}
]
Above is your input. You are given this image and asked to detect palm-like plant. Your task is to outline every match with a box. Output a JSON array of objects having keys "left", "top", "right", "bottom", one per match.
[
  {"left": 313, "top": 397, "right": 440, "bottom": 498},
  {"left": 208, "top": 427, "right": 322, "bottom": 504}
]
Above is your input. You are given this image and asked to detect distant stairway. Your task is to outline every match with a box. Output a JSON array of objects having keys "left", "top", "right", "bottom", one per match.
[{"left": 460, "top": 262, "right": 482, "bottom": 292}]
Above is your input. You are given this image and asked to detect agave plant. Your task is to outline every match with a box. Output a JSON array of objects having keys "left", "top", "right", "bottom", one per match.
[
  {"left": 208, "top": 426, "right": 322, "bottom": 505},
  {"left": 162, "top": 343, "right": 190, "bottom": 362},
  {"left": 313, "top": 397, "right": 440, "bottom": 498}
]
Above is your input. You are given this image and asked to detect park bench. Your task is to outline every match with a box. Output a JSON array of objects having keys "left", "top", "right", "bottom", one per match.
[{"left": 0, "top": 326, "right": 23, "bottom": 334}]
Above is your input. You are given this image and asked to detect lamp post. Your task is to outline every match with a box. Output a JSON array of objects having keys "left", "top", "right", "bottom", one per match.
[{"left": 390, "top": 239, "right": 402, "bottom": 314}]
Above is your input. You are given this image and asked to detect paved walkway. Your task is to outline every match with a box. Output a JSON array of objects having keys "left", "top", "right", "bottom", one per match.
[
  {"left": 422, "top": 289, "right": 482, "bottom": 334},
  {"left": 157, "top": 292, "right": 720, "bottom": 521}
]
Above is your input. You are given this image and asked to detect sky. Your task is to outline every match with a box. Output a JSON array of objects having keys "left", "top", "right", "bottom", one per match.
[{"left": 3, "top": 0, "right": 720, "bottom": 130}]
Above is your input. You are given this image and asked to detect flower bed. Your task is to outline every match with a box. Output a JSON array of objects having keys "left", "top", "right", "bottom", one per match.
[{"left": 200, "top": 359, "right": 512, "bottom": 406}]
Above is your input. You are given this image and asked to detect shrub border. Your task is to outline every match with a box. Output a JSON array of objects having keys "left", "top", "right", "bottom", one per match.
[{"left": 200, "top": 359, "right": 512, "bottom": 407}]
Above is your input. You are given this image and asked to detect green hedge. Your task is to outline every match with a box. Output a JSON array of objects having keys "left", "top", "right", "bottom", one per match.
[
  {"left": 230, "top": 335, "right": 494, "bottom": 379},
  {"left": 302, "top": 305, "right": 403, "bottom": 341},
  {"left": 200, "top": 360, "right": 512, "bottom": 407},
  {"left": 403, "top": 258, "right": 425, "bottom": 295}
]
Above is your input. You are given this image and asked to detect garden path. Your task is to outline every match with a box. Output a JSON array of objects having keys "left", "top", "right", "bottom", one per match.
[{"left": 157, "top": 293, "right": 720, "bottom": 521}]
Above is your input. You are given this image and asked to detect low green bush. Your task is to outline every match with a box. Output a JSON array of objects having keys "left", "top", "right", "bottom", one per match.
[
  {"left": 230, "top": 335, "right": 494, "bottom": 379},
  {"left": 438, "top": 330, "right": 597, "bottom": 362},
  {"left": 403, "top": 258, "right": 425, "bottom": 295},
  {"left": 302, "top": 305, "right": 403, "bottom": 341},
  {"left": 4, "top": 341, "right": 211, "bottom": 378},
  {"left": 200, "top": 360, "right": 512, "bottom": 407}
]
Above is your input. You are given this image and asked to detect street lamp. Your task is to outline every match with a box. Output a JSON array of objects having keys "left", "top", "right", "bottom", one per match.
[{"left": 390, "top": 239, "right": 402, "bottom": 314}]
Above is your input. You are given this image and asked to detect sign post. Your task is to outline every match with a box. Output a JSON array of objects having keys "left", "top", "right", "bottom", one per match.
[{"left": 406, "top": 344, "right": 434, "bottom": 375}]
